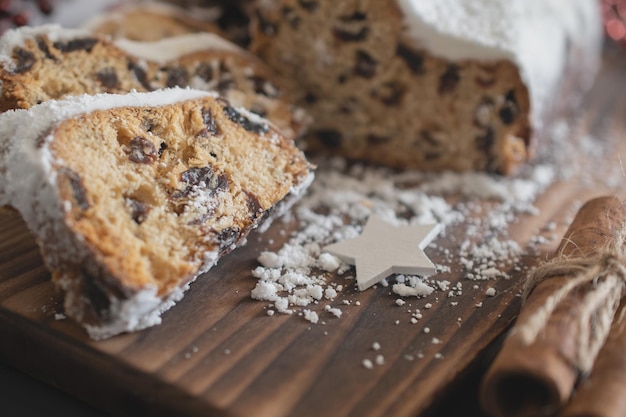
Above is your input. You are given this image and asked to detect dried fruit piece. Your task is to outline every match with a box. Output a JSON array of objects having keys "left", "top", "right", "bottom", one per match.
[
  {"left": 165, "top": 67, "right": 188, "bottom": 88},
  {"left": 223, "top": 105, "right": 269, "bottom": 134},
  {"left": 397, "top": 44, "right": 424, "bottom": 75},
  {"left": 334, "top": 26, "right": 369, "bottom": 42},
  {"left": 438, "top": 65, "right": 460, "bottom": 94},
  {"left": 96, "top": 68, "right": 119, "bottom": 89},
  {"left": 315, "top": 129, "right": 343, "bottom": 148},
  {"left": 498, "top": 90, "right": 519, "bottom": 125},
  {"left": 181, "top": 166, "right": 214, "bottom": 186},
  {"left": 179, "top": 165, "right": 229, "bottom": 194},
  {"left": 158, "top": 142, "right": 167, "bottom": 158},
  {"left": 36, "top": 37, "right": 56, "bottom": 61},
  {"left": 125, "top": 197, "right": 150, "bottom": 224},
  {"left": 60, "top": 167, "right": 89, "bottom": 211},
  {"left": 282, "top": 6, "right": 301, "bottom": 29},
  {"left": 255, "top": 10, "right": 278, "bottom": 36},
  {"left": 53, "top": 38, "right": 98, "bottom": 53},
  {"left": 195, "top": 62, "right": 214, "bottom": 82},
  {"left": 12, "top": 48, "right": 35, "bottom": 73},
  {"left": 298, "top": 0, "right": 319, "bottom": 12},
  {"left": 128, "top": 136, "right": 157, "bottom": 164},
  {"left": 199, "top": 107, "right": 219, "bottom": 137},
  {"left": 245, "top": 191, "right": 263, "bottom": 219},
  {"left": 217, "top": 227, "right": 241, "bottom": 253},
  {"left": 371, "top": 81, "right": 406, "bottom": 106},
  {"left": 250, "top": 75, "right": 280, "bottom": 98},
  {"left": 354, "top": 50, "right": 377, "bottom": 78},
  {"left": 127, "top": 61, "right": 152, "bottom": 90},
  {"left": 367, "top": 134, "right": 391, "bottom": 145},
  {"left": 339, "top": 11, "right": 367, "bottom": 22}
]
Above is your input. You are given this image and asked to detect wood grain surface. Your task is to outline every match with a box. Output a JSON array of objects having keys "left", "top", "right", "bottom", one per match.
[{"left": 1, "top": 48, "right": 626, "bottom": 417}]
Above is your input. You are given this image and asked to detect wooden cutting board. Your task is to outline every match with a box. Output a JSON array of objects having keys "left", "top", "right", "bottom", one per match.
[{"left": 1, "top": 50, "right": 625, "bottom": 417}]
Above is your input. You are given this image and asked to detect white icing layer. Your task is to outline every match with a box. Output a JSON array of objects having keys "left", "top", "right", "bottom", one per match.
[
  {"left": 115, "top": 33, "right": 243, "bottom": 64},
  {"left": 396, "top": 0, "right": 603, "bottom": 126}
]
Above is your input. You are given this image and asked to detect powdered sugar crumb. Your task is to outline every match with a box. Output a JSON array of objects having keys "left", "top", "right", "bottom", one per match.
[
  {"left": 303, "top": 309, "right": 319, "bottom": 324},
  {"left": 392, "top": 282, "right": 435, "bottom": 298},
  {"left": 324, "top": 305, "right": 343, "bottom": 318}
]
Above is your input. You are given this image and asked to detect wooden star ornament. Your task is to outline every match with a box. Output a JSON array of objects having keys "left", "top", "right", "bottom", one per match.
[{"left": 324, "top": 216, "right": 440, "bottom": 291}]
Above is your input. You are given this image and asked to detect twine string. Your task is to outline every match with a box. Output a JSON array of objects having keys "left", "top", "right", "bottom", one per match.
[{"left": 515, "top": 248, "right": 626, "bottom": 374}]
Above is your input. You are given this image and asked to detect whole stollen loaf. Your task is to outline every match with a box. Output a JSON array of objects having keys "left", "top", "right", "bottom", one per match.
[
  {"left": 0, "top": 88, "right": 314, "bottom": 339},
  {"left": 250, "top": 0, "right": 603, "bottom": 174}
]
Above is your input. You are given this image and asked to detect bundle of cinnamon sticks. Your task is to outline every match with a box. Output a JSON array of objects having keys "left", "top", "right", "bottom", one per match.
[{"left": 481, "top": 196, "right": 626, "bottom": 417}]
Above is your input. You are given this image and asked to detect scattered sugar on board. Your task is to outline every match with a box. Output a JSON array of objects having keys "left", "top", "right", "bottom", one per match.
[
  {"left": 247, "top": 120, "right": 621, "bottom": 367},
  {"left": 250, "top": 154, "right": 556, "bottom": 322}
]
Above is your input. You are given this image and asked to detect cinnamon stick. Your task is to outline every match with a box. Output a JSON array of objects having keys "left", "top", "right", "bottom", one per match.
[
  {"left": 480, "top": 196, "right": 626, "bottom": 417},
  {"left": 560, "top": 301, "right": 626, "bottom": 417}
]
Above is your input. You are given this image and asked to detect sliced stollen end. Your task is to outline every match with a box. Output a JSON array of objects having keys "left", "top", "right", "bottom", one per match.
[
  {"left": 0, "top": 88, "right": 314, "bottom": 339},
  {"left": 131, "top": 0, "right": 255, "bottom": 46},
  {"left": 0, "top": 24, "right": 309, "bottom": 139},
  {"left": 250, "top": 0, "right": 602, "bottom": 174},
  {"left": 83, "top": 1, "right": 255, "bottom": 47},
  {"left": 82, "top": 1, "right": 225, "bottom": 42}
]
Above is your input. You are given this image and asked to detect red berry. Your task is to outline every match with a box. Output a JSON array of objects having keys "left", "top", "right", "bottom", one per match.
[
  {"left": 0, "top": 0, "right": 11, "bottom": 13},
  {"left": 11, "top": 12, "right": 28, "bottom": 27},
  {"left": 37, "top": 0, "right": 53, "bottom": 15}
]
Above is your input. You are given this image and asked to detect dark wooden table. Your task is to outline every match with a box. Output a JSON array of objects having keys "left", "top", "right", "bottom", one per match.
[{"left": 1, "top": 44, "right": 625, "bottom": 417}]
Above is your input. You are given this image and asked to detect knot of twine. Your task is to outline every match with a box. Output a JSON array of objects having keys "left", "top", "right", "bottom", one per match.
[{"left": 515, "top": 239, "right": 626, "bottom": 374}]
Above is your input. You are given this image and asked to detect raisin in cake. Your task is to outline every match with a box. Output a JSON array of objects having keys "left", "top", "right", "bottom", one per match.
[
  {"left": 0, "top": 89, "right": 313, "bottom": 339},
  {"left": 250, "top": 0, "right": 602, "bottom": 174},
  {"left": 0, "top": 24, "right": 308, "bottom": 139}
]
